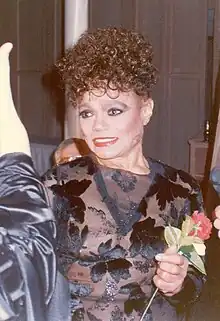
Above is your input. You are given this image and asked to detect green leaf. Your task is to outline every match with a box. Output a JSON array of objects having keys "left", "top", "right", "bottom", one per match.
[
  {"left": 193, "top": 243, "right": 206, "bottom": 256},
  {"left": 181, "top": 215, "right": 194, "bottom": 237},
  {"left": 164, "top": 225, "right": 181, "bottom": 247},
  {"left": 179, "top": 245, "right": 194, "bottom": 255},
  {"left": 179, "top": 246, "right": 206, "bottom": 275}
]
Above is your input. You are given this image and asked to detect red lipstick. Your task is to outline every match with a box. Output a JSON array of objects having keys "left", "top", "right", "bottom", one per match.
[{"left": 93, "top": 137, "right": 118, "bottom": 147}]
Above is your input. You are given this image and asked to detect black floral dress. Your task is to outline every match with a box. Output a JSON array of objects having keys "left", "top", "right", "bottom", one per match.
[{"left": 43, "top": 156, "right": 206, "bottom": 321}]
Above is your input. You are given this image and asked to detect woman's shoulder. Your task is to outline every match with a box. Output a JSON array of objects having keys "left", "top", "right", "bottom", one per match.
[
  {"left": 147, "top": 158, "right": 203, "bottom": 212},
  {"left": 42, "top": 155, "right": 97, "bottom": 186},
  {"left": 148, "top": 157, "right": 199, "bottom": 191}
]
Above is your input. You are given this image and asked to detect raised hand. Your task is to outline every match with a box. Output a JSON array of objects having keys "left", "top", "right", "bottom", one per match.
[
  {"left": 0, "top": 43, "right": 30, "bottom": 156},
  {"left": 154, "top": 246, "right": 188, "bottom": 296}
]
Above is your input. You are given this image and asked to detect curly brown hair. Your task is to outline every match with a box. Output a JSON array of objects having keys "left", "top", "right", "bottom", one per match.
[{"left": 56, "top": 27, "right": 158, "bottom": 107}]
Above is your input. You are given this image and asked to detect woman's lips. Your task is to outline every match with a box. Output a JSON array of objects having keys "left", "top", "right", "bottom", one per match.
[{"left": 93, "top": 137, "right": 118, "bottom": 147}]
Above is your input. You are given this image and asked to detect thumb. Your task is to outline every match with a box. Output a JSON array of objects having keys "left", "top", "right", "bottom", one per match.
[
  {"left": 155, "top": 245, "right": 178, "bottom": 261},
  {"left": 163, "top": 245, "right": 178, "bottom": 254}
]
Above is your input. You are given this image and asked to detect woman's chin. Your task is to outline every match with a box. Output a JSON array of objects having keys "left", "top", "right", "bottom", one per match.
[
  {"left": 95, "top": 154, "right": 116, "bottom": 161},
  {"left": 93, "top": 150, "right": 121, "bottom": 161}
]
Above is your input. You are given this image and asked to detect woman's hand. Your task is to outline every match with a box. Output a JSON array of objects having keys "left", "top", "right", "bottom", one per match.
[
  {"left": 0, "top": 43, "right": 30, "bottom": 156},
  {"left": 154, "top": 246, "right": 188, "bottom": 296},
  {"left": 214, "top": 205, "right": 220, "bottom": 238}
]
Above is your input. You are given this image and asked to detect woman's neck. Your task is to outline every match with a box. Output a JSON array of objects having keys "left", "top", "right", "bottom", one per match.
[{"left": 96, "top": 144, "right": 150, "bottom": 175}]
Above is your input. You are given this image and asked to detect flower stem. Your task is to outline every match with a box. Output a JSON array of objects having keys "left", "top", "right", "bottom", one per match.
[{"left": 140, "top": 287, "right": 159, "bottom": 321}]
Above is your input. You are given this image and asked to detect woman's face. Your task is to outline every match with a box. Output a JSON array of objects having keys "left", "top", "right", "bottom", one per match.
[{"left": 78, "top": 90, "right": 153, "bottom": 160}]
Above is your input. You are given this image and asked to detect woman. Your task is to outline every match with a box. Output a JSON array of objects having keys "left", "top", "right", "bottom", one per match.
[
  {"left": 43, "top": 27, "right": 206, "bottom": 321},
  {"left": 0, "top": 43, "right": 69, "bottom": 320}
]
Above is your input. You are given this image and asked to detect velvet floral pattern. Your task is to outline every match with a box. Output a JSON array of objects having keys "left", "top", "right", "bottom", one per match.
[
  {"left": 43, "top": 156, "right": 206, "bottom": 321},
  {"left": 80, "top": 240, "right": 132, "bottom": 283}
]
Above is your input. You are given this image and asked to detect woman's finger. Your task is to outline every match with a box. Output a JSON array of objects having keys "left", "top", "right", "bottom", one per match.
[
  {"left": 214, "top": 218, "right": 220, "bottom": 230},
  {"left": 213, "top": 205, "right": 220, "bottom": 219},
  {"left": 157, "top": 262, "right": 182, "bottom": 275},
  {"left": 155, "top": 253, "right": 185, "bottom": 266},
  {"left": 157, "top": 268, "right": 181, "bottom": 283},
  {"left": 153, "top": 275, "right": 182, "bottom": 294}
]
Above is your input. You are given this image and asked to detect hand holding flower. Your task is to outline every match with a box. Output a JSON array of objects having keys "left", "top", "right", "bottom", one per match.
[
  {"left": 154, "top": 246, "right": 188, "bottom": 296},
  {"left": 140, "top": 212, "right": 212, "bottom": 321}
]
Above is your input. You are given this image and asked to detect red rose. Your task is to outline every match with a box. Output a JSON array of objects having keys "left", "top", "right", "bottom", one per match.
[{"left": 189, "top": 211, "right": 212, "bottom": 240}]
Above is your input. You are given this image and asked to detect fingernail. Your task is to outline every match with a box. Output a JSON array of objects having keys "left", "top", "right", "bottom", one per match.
[{"left": 155, "top": 254, "right": 163, "bottom": 260}]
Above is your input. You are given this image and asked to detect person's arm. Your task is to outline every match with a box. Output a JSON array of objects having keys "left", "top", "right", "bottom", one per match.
[
  {"left": 0, "top": 153, "right": 57, "bottom": 320},
  {"left": 0, "top": 43, "right": 69, "bottom": 320}
]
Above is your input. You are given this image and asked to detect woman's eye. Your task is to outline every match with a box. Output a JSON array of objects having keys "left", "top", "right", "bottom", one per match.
[
  {"left": 108, "top": 108, "right": 123, "bottom": 116},
  {"left": 79, "top": 110, "right": 93, "bottom": 119}
]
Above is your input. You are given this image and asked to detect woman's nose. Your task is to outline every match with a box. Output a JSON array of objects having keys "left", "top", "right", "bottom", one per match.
[{"left": 93, "top": 114, "right": 108, "bottom": 131}]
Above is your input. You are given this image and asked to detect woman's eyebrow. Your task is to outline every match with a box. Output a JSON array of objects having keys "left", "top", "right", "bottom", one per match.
[
  {"left": 78, "top": 103, "right": 91, "bottom": 110},
  {"left": 78, "top": 100, "right": 129, "bottom": 111},
  {"left": 102, "top": 100, "right": 128, "bottom": 109}
]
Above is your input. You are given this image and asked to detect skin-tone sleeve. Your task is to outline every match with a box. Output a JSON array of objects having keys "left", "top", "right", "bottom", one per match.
[{"left": 0, "top": 43, "right": 30, "bottom": 157}]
